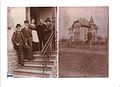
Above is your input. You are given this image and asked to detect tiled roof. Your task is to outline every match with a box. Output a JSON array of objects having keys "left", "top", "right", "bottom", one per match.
[{"left": 68, "top": 16, "right": 98, "bottom": 30}]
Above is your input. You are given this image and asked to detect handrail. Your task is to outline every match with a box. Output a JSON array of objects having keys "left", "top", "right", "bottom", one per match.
[
  {"left": 41, "top": 31, "right": 54, "bottom": 55},
  {"left": 40, "top": 31, "right": 55, "bottom": 77}
]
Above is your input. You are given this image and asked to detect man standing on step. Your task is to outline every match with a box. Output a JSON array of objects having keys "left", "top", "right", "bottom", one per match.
[
  {"left": 21, "top": 20, "right": 33, "bottom": 61},
  {"left": 12, "top": 24, "right": 26, "bottom": 66},
  {"left": 45, "top": 17, "right": 52, "bottom": 43},
  {"left": 36, "top": 19, "right": 46, "bottom": 51}
]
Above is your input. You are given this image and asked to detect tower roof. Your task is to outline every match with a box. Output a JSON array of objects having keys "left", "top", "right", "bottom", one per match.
[{"left": 89, "top": 16, "right": 95, "bottom": 25}]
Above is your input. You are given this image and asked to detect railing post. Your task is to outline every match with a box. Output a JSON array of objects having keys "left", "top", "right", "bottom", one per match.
[{"left": 40, "top": 32, "right": 55, "bottom": 77}]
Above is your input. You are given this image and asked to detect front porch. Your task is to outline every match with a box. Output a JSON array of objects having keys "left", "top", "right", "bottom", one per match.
[{"left": 7, "top": 7, "right": 57, "bottom": 78}]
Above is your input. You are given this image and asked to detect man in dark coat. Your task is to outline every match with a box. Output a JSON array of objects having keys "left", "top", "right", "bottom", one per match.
[
  {"left": 12, "top": 24, "right": 26, "bottom": 66},
  {"left": 21, "top": 20, "right": 33, "bottom": 61},
  {"left": 45, "top": 17, "right": 52, "bottom": 42},
  {"left": 36, "top": 19, "right": 46, "bottom": 51}
]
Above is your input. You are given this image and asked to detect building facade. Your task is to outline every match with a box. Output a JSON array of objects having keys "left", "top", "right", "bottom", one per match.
[
  {"left": 7, "top": 7, "right": 57, "bottom": 75},
  {"left": 68, "top": 16, "right": 98, "bottom": 44}
]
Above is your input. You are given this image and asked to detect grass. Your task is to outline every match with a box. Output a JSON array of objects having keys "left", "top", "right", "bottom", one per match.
[{"left": 59, "top": 48, "right": 108, "bottom": 78}]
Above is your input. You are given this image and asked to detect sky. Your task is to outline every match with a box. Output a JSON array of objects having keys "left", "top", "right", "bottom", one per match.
[{"left": 59, "top": 7, "right": 109, "bottom": 39}]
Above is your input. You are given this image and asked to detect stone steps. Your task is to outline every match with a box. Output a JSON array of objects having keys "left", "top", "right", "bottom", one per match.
[
  {"left": 24, "top": 61, "right": 54, "bottom": 65},
  {"left": 14, "top": 68, "right": 51, "bottom": 74},
  {"left": 24, "top": 63, "right": 54, "bottom": 68},
  {"left": 14, "top": 74, "right": 49, "bottom": 78},
  {"left": 14, "top": 63, "right": 54, "bottom": 78},
  {"left": 33, "top": 51, "right": 57, "bottom": 55},
  {"left": 20, "top": 66, "right": 52, "bottom": 71},
  {"left": 33, "top": 54, "right": 57, "bottom": 60},
  {"left": 14, "top": 69, "right": 50, "bottom": 78},
  {"left": 13, "top": 51, "right": 57, "bottom": 78},
  {"left": 33, "top": 58, "right": 55, "bottom": 61}
]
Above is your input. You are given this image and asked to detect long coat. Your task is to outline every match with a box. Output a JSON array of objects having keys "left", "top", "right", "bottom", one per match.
[
  {"left": 36, "top": 24, "right": 46, "bottom": 50},
  {"left": 21, "top": 27, "right": 32, "bottom": 40},
  {"left": 36, "top": 24, "right": 46, "bottom": 41},
  {"left": 21, "top": 27, "right": 33, "bottom": 60},
  {"left": 12, "top": 31, "right": 26, "bottom": 50},
  {"left": 21, "top": 27, "right": 32, "bottom": 48},
  {"left": 45, "top": 23, "right": 52, "bottom": 40}
]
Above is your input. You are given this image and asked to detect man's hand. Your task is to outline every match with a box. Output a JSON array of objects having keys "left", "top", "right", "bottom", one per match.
[
  {"left": 16, "top": 43, "right": 19, "bottom": 46},
  {"left": 25, "top": 43, "right": 30, "bottom": 48},
  {"left": 25, "top": 43, "right": 28, "bottom": 46}
]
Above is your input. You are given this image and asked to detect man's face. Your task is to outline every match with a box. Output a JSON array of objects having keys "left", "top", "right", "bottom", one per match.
[
  {"left": 17, "top": 26, "right": 21, "bottom": 31},
  {"left": 39, "top": 19, "right": 43, "bottom": 24},
  {"left": 52, "top": 17, "right": 55, "bottom": 23},
  {"left": 31, "top": 19, "right": 35, "bottom": 24},
  {"left": 25, "top": 23, "right": 29, "bottom": 26},
  {"left": 46, "top": 21, "right": 50, "bottom": 25}
]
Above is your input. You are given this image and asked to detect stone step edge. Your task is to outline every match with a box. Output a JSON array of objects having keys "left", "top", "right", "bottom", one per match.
[
  {"left": 24, "top": 63, "right": 54, "bottom": 68},
  {"left": 14, "top": 68, "right": 51, "bottom": 74},
  {"left": 20, "top": 66, "right": 52, "bottom": 70},
  {"left": 14, "top": 74, "right": 49, "bottom": 78}
]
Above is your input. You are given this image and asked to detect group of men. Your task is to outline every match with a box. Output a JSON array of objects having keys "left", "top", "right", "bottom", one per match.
[{"left": 12, "top": 17, "right": 55, "bottom": 66}]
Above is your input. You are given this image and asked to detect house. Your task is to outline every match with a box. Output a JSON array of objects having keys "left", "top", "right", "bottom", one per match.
[{"left": 68, "top": 16, "right": 98, "bottom": 44}]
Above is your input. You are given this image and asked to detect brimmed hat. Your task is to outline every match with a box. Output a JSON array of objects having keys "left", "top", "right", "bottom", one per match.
[
  {"left": 16, "top": 24, "right": 22, "bottom": 28},
  {"left": 45, "top": 17, "right": 51, "bottom": 22},
  {"left": 24, "top": 20, "right": 29, "bottom": 23}
]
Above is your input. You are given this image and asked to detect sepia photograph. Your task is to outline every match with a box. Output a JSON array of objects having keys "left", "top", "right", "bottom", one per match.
[
  {"left": 1, "top": 0, "right": 120, "bottom": 87},
  {"left": 59, "top": 7, "right": 109, "bottom": 77},
  {"left": 7, "top": 6, "right": 109, "bottom": 78},
  {"left": 7, "top": 7, "right": 57, "bottom": 78}
]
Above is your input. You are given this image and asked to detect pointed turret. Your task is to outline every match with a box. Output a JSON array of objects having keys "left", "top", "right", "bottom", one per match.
[
  {"left": 89, "top": 16, "right": 95, "bottom": 25},
  {"left": 89, "top": 16, "right": 98, "bottom": 29}
]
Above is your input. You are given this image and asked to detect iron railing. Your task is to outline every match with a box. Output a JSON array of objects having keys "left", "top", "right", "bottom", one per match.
[{"left": 40, "top": 31, "right": 55, "bottom": 77}]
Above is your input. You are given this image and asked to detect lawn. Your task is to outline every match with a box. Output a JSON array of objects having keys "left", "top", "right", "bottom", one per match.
[{"left": 59, "top": 48, "right": 108, "bottom": 78}]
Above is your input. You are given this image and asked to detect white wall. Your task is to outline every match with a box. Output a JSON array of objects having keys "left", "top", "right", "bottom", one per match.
[
  {"left": 7, "top": 7, "right": 26, "bottom": 50},
  {"left": 7, "top": 7, "right": 26, "bottom": 74}
]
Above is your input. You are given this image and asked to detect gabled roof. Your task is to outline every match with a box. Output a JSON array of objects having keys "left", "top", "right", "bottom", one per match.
[
  {"left": 72, "top": 18, "right": 89, "bottom": 28},
  {"left": 79, "top": 18, "right": 90, "bottom": 27},
  {"left": 68, "top": 16, "right": 98, "bottom": 30}
]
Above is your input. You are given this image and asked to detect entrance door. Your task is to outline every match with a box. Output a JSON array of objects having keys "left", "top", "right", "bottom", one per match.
[
  {"left": 29, "top": 7, "right": 57, "bottom": 51},
  {"left": 30, "top": 7, "right": 56, "bottom": 25}
]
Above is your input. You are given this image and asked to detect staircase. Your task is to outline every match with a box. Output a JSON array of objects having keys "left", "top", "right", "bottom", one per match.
[
  {"left": 13, "top": 51, "right": 57, "bottom": 78},
  {"left": 12, "top": 31, "right": 57, "bottom": 78}
]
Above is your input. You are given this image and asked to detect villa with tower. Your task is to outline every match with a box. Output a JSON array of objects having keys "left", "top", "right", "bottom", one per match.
[{"left": 68, "top": 16, "right": 98, "bottom": 44}]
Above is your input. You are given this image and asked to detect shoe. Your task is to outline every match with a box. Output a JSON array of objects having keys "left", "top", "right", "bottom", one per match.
[
  {"left": 28, "top": 59, "right": 33, "bottom": 62},
  {"left": 18, "top": 64, "right": 22, "bottom": 67},
  {"left": 20, "top": 63, "right": 24, "bottom": 66},
  {"left": 19, "top": 62, "right": 24, "bottom": 66},
  {"left": 24, "top": 58, "right": 30, "bottom": 61}
]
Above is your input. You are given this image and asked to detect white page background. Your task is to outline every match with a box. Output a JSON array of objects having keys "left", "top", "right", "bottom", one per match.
[{"left": 1, "top": 0, "right": 120, "bottom": 87}]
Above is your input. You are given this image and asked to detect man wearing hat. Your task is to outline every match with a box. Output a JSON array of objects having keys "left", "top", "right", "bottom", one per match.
[
  {"left": 36, "top": 19, "right": 46, "bottom": 51},
  {"left": 45, "top": 17, "right": 52, "bottom": 42},
  {"left": 12, "top": 24, "right": 26, "bottom": 66},
  {"left": 21, "top": 20, "right": 33, "bottom": 61}
]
